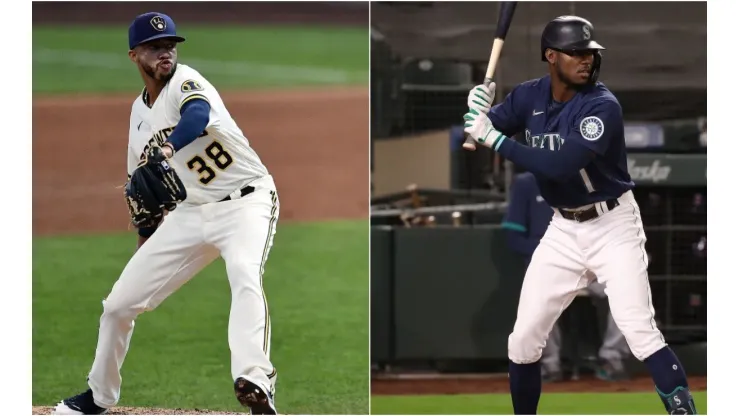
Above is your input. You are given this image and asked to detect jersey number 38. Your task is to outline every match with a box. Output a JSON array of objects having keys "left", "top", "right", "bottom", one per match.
[{"left": 186, "top": 141, "right": 234, "bottom": 185}]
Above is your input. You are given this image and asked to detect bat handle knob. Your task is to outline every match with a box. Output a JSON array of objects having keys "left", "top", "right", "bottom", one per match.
[{"left": 462, "top": 138, "right": 477, "bottom": 151}]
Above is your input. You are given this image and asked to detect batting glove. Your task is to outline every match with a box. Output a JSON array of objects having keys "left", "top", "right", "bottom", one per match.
[
  {"left": 467, "top": 82, "right": 496, "bottom": 114},
  {"left": 463, "top": 109, "right": 506, "bottom": 150}
]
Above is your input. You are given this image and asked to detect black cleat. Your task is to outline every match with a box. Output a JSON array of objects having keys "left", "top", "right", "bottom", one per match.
[
  {"left": 234, "top": 376, "right": 277, "bottom": 415},
  {"left": 52, "top": 388, "right": 108, "bottom": 415}
]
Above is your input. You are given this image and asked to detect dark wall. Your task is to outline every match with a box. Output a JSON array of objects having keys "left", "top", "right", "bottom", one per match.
[
  {"left": 371, "top": 1, "right": 707, "bottom": 91},
  {"left": 372, "top": 226, "right": 527, "bottom": 363},
  {"left": 371, "top": 227, "right": 394, "bottom": 363},
  {"left": 370, "top": 2, "right": 707, "bottom": 140},
  {"left": 372, "top": 223, "right": 706, "bottom": 369},
  {"left": 394, "top": 227, "right": 525, "bottom": 360}
]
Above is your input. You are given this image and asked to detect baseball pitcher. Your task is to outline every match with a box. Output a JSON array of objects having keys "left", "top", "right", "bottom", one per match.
[
  {"left": 463, "top": 16, "right": 697, "bottom": 415},
  {"left": 53, "top": 12, "right": 279, "bottom": 415}
]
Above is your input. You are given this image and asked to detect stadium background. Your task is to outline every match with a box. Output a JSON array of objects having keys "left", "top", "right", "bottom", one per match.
[
  {"left": 370, "top": 2, "right": 707, "bottom": 414},
  {"left": 32, "top": 2, "right": 369, "bottom": 415}
]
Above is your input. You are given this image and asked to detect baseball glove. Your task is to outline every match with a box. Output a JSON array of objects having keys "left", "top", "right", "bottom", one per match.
[{"left": 124, "top": 147, "right": 187, "bottom": 228}]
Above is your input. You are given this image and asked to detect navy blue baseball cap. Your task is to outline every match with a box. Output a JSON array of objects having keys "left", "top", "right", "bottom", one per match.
[{"left": 128, "top": 12, "right": 186, "bottom": 50}]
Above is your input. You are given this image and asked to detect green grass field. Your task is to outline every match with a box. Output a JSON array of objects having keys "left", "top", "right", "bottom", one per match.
[
  {"left": 33, "top": 25, "right": 368, "bottom": 93},
  {"left": 371, "top": 391, "right": 707, "bottom": 414},
  {"left": 33, "top": 220, "right": 369, "bottom": 414}
]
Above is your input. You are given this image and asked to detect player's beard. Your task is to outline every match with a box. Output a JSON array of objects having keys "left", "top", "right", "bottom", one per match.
[
  {"left": 554, "top": 60, "right": 588, "bottom": 91},
  {"left": 142, "top": 60, "right": 176, "bottom": 83}
]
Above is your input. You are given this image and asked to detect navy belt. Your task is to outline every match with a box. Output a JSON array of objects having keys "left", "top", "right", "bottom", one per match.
[{"left": 558, "top": 198, "right": 620, "bottom": 223}]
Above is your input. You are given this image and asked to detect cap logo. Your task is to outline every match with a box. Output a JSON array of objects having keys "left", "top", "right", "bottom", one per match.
[
  {"left": 582, "top": 25, "right": 591, "bottom": 40},
  {"left": 150, "top": 16, "right": 166, "bottom": 32}
]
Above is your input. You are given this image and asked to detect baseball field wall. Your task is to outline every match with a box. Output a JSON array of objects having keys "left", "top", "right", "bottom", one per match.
[
  {"left": 371, "top": 226, "right": 707, "bottom": 375},
  {"left": 371, "top": 226, "right": 524, "bottom": 364},
  {"left": 33, "top": 2, "right": 368, "bottom": 26}
]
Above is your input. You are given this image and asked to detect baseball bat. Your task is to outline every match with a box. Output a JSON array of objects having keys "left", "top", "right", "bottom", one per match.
[{"left": 462, "top": 1, "right": 518, "bottom": 151}]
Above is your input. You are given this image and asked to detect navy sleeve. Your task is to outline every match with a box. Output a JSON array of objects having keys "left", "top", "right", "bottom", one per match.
[
  {"left": 496, "top": 135, "right": 594, "bottom": 182},
  {"left": 166, "top": 98, "right": 211, "bottom": 152},
  {"left": 569, "top": 98, "right": 622, "bottom": 156},
  {"left": 488, "top": 85, "right": 526, "bottom": 137},
  {"left": 502, "top": 175, "right": 530, "bottom": 233}
]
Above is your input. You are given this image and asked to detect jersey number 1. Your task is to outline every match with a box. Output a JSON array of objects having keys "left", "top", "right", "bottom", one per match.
[
  {"left": 579, "top": 169, "right": 597, "bottom": 194},
  {"left": 187, "top": 141, "right": 234, "bottom": 185}
]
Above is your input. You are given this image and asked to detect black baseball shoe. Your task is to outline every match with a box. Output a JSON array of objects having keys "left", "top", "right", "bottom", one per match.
[
  {"left": 234, "top": 376, "right": 277, "bottom": 415},
  {"left": 52, "top": 388, "right": 108, "bottom": 415}
]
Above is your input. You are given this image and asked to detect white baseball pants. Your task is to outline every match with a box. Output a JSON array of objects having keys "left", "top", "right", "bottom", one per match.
[
  {"left": 86, "top": 182, "right": 279, "bottom": 408},
  {"left": 508, "top": 190, "right": 667, "bottom": 366}
]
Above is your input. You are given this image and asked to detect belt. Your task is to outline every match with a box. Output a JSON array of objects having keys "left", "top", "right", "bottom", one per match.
[
  {"left": 220, "top": 185, "right": 255, "bottom": 202},
  {"left": 557, "top": 198, "right": 620, "bottom": 223}
]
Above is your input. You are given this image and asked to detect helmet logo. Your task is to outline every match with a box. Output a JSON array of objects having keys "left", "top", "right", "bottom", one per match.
[
  {"left": 582, "top": 25, "right": 591, "bottom": 40},
  {"left": 150, "top": 16, "right": 166, "bottom": 32}
]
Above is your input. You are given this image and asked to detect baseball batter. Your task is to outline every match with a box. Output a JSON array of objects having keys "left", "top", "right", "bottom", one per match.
[
  {"left": 463, "top": 16, "right": 697, "bottom": 414},
  {"left": 53, "top": 12, "right": 279, "bottom": 415},
  {"left": 503, "top": 172, "right": 631, "bottom": 382}
]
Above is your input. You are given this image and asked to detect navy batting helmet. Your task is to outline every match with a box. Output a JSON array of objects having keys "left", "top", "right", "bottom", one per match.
[{"left": 540, "top": 16, "right": 605, "bottom": 83}]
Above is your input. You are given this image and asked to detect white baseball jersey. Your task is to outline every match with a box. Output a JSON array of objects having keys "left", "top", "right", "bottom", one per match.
[{"left": 127, "top": 63, "right": 270, "bottom": 205}]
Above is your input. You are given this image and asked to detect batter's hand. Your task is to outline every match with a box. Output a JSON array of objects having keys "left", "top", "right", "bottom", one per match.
[
  {"left": 463, "top": 110, "right": 505, "bottom": 149},
  {"left": 467, "top": 83, "right": 496, "bottom": 114}
]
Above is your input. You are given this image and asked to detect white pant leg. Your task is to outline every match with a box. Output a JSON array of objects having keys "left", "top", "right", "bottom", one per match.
[
  {"left": 87, "top": 207, "right": 218, "bottom": 408},
  {"left": 586, "top": 192, "right": 667, "bottom": 361},
  {"left": 586, "top": 281, "right": 630, "bottom": 361},
  {"left": 205, "top": 188, "right": 279, "bottom": 393},
  {"left": 508, "top": 218, "right": 590, "bottom": 364},
  {"left": 599, "top": 311, "right": 631, "bottom": 363}
]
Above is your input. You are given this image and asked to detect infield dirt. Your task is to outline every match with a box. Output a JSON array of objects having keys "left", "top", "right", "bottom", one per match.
[
  {"left": 371, "top": 374, "right": 707, "bottom": 395},
  {"left": 33, "top": 86, "right": 369, "bottom": 236}
]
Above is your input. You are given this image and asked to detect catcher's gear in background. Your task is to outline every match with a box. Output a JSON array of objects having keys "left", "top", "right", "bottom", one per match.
[
  {"left": 540, "top": 15, "right": 605, "bottom": 83},
  {"left": 124, "top": 149, "right": 187, "bottom": 228}
]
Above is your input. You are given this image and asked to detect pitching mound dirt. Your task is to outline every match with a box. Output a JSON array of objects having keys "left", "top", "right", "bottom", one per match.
[{"left": 32, "top": 406, "right": 246, "bottom": 415}]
